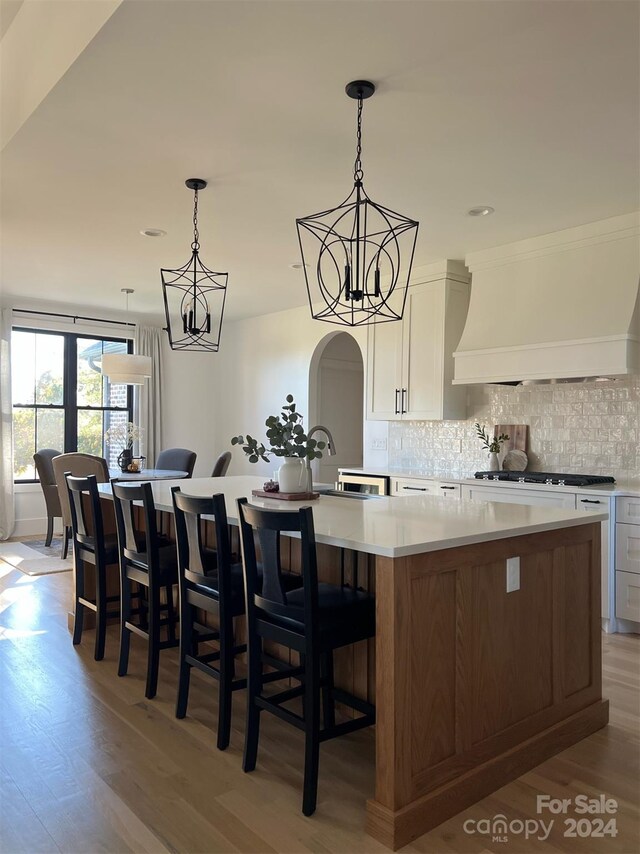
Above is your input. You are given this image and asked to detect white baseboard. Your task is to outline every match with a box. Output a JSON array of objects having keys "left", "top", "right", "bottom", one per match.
[{"left": 13, "top": 518, "right": 63, "bottom": 538}]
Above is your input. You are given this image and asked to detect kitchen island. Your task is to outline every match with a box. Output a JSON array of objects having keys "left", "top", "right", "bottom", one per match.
[{"left": 98, "top": 475, "right": 609, "bottom": 849}]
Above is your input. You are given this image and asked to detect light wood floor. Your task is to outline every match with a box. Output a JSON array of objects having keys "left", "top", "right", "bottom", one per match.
[{"left": 1, "top": 558, "right": 638, "bottom": 854}]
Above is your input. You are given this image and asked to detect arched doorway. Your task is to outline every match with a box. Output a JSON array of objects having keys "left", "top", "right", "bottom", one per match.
[{"left": 308, "top": 332, "right": 364, "bottom": 485}]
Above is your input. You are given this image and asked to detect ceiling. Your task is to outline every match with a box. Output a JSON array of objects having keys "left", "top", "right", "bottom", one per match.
[{"left": 1, "top": 0, "right": 638, "bottom": 322}]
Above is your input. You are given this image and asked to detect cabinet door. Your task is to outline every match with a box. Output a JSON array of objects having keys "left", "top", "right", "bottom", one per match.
[
  {"left": 576, "top": 493, "right": 610, "bottom": 619},
  {"left": 401, "top": 282, "right": 445, "bottom": 420},
  {"left": 616, "top": 496, "right": 640, "bottom": 526},
  {"left": 366, "top": 319, "right": 403, "bottom": 420}
]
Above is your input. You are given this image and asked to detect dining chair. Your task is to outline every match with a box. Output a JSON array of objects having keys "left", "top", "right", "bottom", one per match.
[
  {"left": 211, "top": 451, "right": 231, "bottom": 478},
  {"left": 52, "top": 453, "right": 110, "bottom": 558},
  {"left": 237, "top": 498, "right": 376, "bottom": 816},
  {"left": 33, "top": 449, "right": 63, "bottom": 546},
  {"left": 156, "top": 448, "right": 197, "bottom": 477}
]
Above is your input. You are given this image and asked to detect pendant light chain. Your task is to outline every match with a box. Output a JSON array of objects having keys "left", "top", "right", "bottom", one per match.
[
  {"left": 353, "top": 96, "right": 364, "bottom": 184},
  {"left": 192, "top": 188, "right": 200, "bottom": 251}
]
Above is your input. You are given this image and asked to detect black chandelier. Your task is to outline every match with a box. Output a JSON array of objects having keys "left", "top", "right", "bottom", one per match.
[
  {"left": 296, "top": 81, "right": 419, "bottom": 327},
  {"left": 161, "top": 178, "right": 228, "bottom": 351}
]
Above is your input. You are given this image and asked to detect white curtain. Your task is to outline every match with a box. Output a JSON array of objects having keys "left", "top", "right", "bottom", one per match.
[
  {"left": 0, "top": 309, "right": 14, "bottom": 540},
  {"left": 134, "top": 325, "right": 163, "bottom": 467}
]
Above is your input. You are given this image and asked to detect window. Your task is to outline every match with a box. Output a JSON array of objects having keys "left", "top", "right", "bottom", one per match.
[{"left": 12, "top": 328, "right": 133, "bottom": 481}]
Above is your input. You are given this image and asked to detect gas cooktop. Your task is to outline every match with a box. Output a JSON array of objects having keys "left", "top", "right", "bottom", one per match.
[{"left": 473, "top": 471, "right": 616, "bottom": 487}]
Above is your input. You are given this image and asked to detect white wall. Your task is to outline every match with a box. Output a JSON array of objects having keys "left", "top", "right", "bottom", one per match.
[
  {"left": 160, "top": 337, "right": 220, "bottom": 477},
  {"left": 214, "top": 304, "right": 367, "bottom": 480}
]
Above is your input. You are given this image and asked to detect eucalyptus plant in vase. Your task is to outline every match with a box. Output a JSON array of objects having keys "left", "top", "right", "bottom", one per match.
[
  {"left": 474, "top": 422, "right": 510, "bottom": 472},
  {"left": 231, "top": 395, "right": 325, "bottom": 493}
]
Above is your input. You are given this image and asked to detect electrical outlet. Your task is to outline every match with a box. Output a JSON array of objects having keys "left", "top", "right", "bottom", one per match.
[
  {"left": 506, "top": 557, "right": 520, "bottom": 592},
  {"left": 371, "top": 438, "right": 387, "bottom": 451}
]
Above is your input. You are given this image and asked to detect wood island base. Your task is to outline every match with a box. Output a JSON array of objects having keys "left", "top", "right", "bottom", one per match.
[{"left": 366, "top": 522, "right": 607, "bottom": 850}]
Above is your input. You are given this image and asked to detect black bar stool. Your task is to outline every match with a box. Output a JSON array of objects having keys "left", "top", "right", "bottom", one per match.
[
  {"left": 66, "top": 473, "right": 120, "bottom": 661},
  {"left": 237, "top": 498, "right": 376, "bottom": 817},
  {"left": 171, "top": 487, "right": 252, "bottom": 750},
  {"left": 112, "top": 480, "right": 179, "bottom": 699}
]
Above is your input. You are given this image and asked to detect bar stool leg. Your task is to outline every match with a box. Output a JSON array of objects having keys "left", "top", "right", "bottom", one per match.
[
  {"left": 145, "top": 586, "right": 161, "bottom": 699},
  {"left": 243, "top": 633, "right": 263, "bottom": 772},
  {"left": 94, "top": 560, "right": 107, "bottom": 661},
  {"left": 302, "top": 652, "right": 321, "bottom": 817},
  {"left": 72, "top": 557, "right": 85, "bottom": 645},
  {"left": 176, "top": 599, "right": 195, "bottom": 719},
  {"left": 217, "top": 616, "right": 234, "bottom": 751},
  {"left": 118, "top": 574, "right": 132, "bottom": 677},
  {"left": 320, "top": 651, "right": 335, "bottom": 729}
]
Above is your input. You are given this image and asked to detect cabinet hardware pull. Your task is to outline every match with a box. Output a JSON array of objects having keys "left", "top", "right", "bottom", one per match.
[
  {"left": 403, "top": 486, "right": 427, "bottom": 491},
  {"left": 401, "top": 388, "right": 407, "bottom": 414},
  {"left": 580, "top": 499, "right": 601, "bottom": 504},
  {"left": 440, "top": 486, "right": 456, "bottom": 490},
  {"left": 394, "top": 388, "right": 400, "bottom": 415}
]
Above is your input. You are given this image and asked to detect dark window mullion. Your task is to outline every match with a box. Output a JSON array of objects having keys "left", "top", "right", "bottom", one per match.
[{"left": 65, "top": 334, "right": 77, "bottom": 452}]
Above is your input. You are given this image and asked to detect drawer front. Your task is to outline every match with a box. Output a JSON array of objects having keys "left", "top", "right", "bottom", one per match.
[
  {"left": 462, "top": 484, "right": 576, "bottom": 509},
  {"left": 392, "top": 477, "right": 437, "bottom": 496},
  {"left": 616, "top": 496, "right": 640, "bottom": 526},
  {"left": 435, "top": 482, "right": 461, "bottom": 499},
  {"left": 575, "top": 493, "right": 609, "bottom": 514},
  {"left": 615, "top": 571, "right": 640, "bottom": 622},
  {"left": 616, "top": 523, "right": 640, "bottom": 574}
]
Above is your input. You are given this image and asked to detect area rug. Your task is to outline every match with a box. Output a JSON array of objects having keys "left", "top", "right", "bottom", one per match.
[{"left": 0, "top": 541, "right": 73, "bottom": 575}]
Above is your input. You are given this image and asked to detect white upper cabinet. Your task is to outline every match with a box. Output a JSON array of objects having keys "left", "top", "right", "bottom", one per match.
[{"left": 366, "top": 261, "right": 470, "bottom": 421}]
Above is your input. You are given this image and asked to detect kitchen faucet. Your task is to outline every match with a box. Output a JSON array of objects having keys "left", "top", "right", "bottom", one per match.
[{"left": 305, "top": 425, "right": 336, "bottom": 492}]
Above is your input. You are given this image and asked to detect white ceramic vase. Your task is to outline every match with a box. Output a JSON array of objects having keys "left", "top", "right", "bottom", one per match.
[
  {"left": 488, "top": 451, "right": 500, "bottom": 471},
  {"left": 277, "top": 456, "right": 306, "bottom": 493}
]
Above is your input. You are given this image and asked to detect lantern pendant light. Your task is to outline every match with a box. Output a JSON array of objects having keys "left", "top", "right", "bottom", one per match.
[
  {"left": 161, "top": 178, "right": 228, "bottom": 351},
  {"left": 101, "top": 289, "right": 152, "bottom": 385},
  {"left": 296, "top": 81, "right": 419, "bottom": 327}
]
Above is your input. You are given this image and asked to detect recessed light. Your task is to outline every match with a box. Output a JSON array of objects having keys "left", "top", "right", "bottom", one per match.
[
  {"left": 467, "top": 206, "right": 495, "bottom": 217},
  {"left": 289, "top": 262, "right": 309, "bottom": 270},
  {"left": 140, "top": 228, "right": 167, "bottom": 238}
]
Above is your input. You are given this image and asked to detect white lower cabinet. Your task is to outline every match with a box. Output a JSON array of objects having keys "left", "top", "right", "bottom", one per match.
[
  {"left": 615, "top": 497, "right": 640, "bottom": 624},
  {"left": 575, "top": 493, "right": 611, "bottom": 620}
]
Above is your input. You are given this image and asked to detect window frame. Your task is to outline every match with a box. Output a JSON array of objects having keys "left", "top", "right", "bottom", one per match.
[{"left": 12, "top": 326, "right": 134, "bottom": 483}]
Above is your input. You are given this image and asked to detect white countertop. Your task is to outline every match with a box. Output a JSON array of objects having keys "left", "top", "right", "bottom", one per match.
[
  {"left": 338, "top": 467, "right": 640, "bottom": 497},
  {"left": 97, "top": 475, "right": 606, "bottom": 559}
]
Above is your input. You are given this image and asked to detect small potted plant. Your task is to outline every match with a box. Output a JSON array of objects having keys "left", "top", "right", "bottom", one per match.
[
  {"left": 231, "top": 395, "right": 325, "bottom": 493},
  {"left": 105, "top": 421, "right": 144, "bottom": 473},
  {"left": 474, "top": 423, "right": 510, "bottom": 472}
]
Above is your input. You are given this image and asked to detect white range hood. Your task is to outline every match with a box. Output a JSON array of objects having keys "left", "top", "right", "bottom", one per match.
[{"left": 453, "top": 212, "right": 640, "bottom": 384}]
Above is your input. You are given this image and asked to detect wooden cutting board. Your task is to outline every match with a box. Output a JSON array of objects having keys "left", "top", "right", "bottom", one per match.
[{"left": 494, "top": 424, "right": 528, "bottom": 453}]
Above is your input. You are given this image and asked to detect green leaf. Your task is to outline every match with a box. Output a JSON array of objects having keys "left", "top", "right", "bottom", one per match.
[
  {"left": 231, "top": 436, "right": 238, "bottom": 445},
  {"left": 315, "top": 451, "right": 322, "bottom": 459},
  {"left": 317, "top": 441, "right": 326, "bottom": 449},
  {"left": 249, "top": 454, "right": 258, "bottom": 463},
  {"left": 286, "top": 394, "right": 294, "bottom": 403}
]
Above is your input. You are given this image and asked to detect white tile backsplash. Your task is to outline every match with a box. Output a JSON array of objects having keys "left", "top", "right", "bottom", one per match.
[{"left": 387, "top": 376, "right": 640, "bottom": 483}]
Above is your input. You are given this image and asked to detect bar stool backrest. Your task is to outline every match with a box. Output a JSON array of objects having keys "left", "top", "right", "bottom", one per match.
[
  {"left": 65, "top": 473, "right": 104, "bottom": 553},
  {"left": 237, "top": 498, "right": 318, "bottom": 627},
  {"left": 171, "top": 487, "right": 233, "bottom": 598},
  {"left": 112, "top": 480, "right": 159, "bottom": 572}
]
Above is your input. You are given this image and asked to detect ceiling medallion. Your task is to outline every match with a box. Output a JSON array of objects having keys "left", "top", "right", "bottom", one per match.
[
  {"left": 161, "top": 178, "right": 228, "bottom": 352},
  {"left": 296, "top": 81, "right": 419, "bottom": 326}
]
